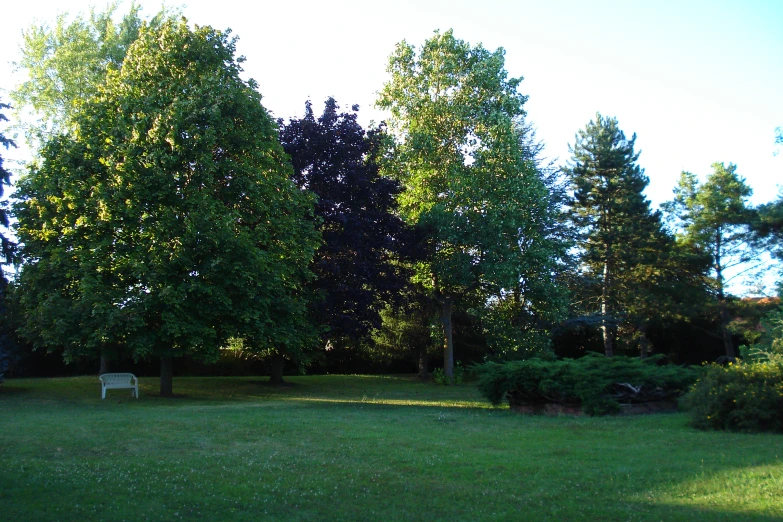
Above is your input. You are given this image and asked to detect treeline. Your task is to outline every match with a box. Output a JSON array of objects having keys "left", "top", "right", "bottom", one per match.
[{"left": 0, "top": 6, "right": 781, "bottom": 394}]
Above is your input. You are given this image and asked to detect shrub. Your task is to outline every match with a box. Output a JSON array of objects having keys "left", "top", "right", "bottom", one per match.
[
  {"left": 433, "top": 362, "right": 464, "bottom": 385},
  {"left": 681, "top": 361, "right": 783, "bottom": 433},
  {"left": 474, "top": 354, "right": 698, "bottom": 415}
]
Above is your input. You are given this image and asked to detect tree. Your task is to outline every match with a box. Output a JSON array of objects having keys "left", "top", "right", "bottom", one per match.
[
  {"left": 371, "top": 286, "right": 439, "bottom": 379},
  {"left": 11, "top": 3, "right": 176, "bottom": 375},
  {"left": 565, "top": 114, "right": 670, "bottom": 357},
  {"left": 377, "top": 30, "right": 565, "bottom": 378},
  {"left": 755, "top": 192, "right": 783, "bottom": 264},
  {"left": 664, "top": 162, "right": 760, "bottom": 359},
  {"left": 0, "top": 101, "right": 16, "bottom": 263},
  {"left": 13, "top": 20, "right": 319, "bottom": 396},
  {"left": 0, "top": 101, "right": 18, "bottom": 376},
  {"left": 12, "top": 2, "right": 174, "bottom": 145},
  {"left": 279, "top": 98, "right": 415, "bottom": 365}
]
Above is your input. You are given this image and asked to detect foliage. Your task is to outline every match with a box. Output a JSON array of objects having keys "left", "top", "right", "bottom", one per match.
[
  {"left": 565, "top": 114, "right": 687, "bottom": 357},
  {"left": 432, "top": 362, "right": 464, "bottom": 385},
  {"left": 682, "top": 360, "right": 783, "bottom": 433},
  {"left": 0, "top": 100, "right": 16, "bottom": 263},
  {"left": 377, "top": 30, "right": 567, "bottom": 378},
  {"left": 12, "top": 21, "right": 319, "bottom": 394},
  {"left": 12, "top": 2, "right": 175, "bottom": 145},
  {"left": 475, "top": 354, "right": 698, "bottom": 415},
  {"left": 279, "top": 98, "right": 414, "bottom": 346},
  {"left": 739, "top": 305, "right": 783, "bottom": 364},
  {"left": 478, "top": 297, "right": 556, "bottom": 359},
  {"left": 664, "top": 162, "right": 760, "bottom": 358},
  {"left": 0, "top": 101, "right": 18, "bottom": 376},
  {"left": 370, "top": 287, "right": 439, "bottom": 375},
  {"left": 754, "top": 190, "right": 783, "bottom": 285}
]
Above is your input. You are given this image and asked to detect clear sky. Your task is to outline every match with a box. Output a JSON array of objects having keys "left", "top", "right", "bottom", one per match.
[{"left": 2, "top": 0, "right": 781, "bottom": 208}]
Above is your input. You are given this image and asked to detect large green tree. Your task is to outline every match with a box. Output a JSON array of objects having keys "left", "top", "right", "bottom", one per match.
[
  {"left": 12, "top": 2, "right": 174, "bottom": 145},
  {"left": 664, "top": 162, "right": 760, "bottom": 359},
  {"left": 13, "top": 20, "right": 319, "bottom": 395},
  {"left": 377, "top": 30, "right": 566, "bottom": 378},
  {"left": 565, "top": 114, "right": 670, "bottom": 357}
]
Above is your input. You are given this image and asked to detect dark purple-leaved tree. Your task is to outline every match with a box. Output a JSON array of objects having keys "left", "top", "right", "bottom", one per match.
[{"left": 279, "top": 98, "right": 416, "bottom": 377}]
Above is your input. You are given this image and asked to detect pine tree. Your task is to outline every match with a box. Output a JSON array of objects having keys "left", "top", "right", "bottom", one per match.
[
  {"left": 664, "top": 163, "right": 760, "bottom": 359},
  {"left": 565, "top": 113, "right": 665, "bottom": 357}
]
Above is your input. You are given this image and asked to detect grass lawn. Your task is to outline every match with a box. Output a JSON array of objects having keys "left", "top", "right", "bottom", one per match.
[{"left": 1, "top": 375, "right": 781, "bottom": 521}]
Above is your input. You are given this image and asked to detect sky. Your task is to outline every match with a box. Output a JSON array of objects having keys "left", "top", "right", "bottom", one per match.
[{"left": 1, "top": 0, "right": 782, "bottom": 289}]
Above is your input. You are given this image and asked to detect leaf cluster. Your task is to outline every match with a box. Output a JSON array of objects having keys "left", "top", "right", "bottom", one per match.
[
  {"left": 663, "top": 162, "right": 761, "bottom": 289},
  {"left": 12, "top": 2, "right": 177, "bottom": 145}
]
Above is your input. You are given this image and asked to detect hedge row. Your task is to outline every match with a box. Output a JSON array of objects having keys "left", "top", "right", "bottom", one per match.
[{"left": 474, "top": 354, "right": 698, "bottom": 416}]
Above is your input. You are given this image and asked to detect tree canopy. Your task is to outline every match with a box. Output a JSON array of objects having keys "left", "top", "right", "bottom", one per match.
[
  {"left": 565, "top": 113, "right": 682, "bottom": 357},
  {"left": 664, "top": 162, "right": 759, "bottom": 358},
  {"left": 0, "top": 101, "right": 16, "bottom": 264},
  {"left": 12, "top": 2, "right": 175, "bottom": 145},
  {"left": 13, "top": 20, "right": 319, "bottom": 394},
  {"left": 279, "top": 98, "right": 414, "bottom": 346},
  {"left": 378, "top": 30, "right": 566, "bottom": 377}
]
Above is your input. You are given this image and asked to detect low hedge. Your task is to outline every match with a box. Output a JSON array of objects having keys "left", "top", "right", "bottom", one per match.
[
  {"left": 681, "top": 361, "right": 783, "bottom": 433},
  {"left": 475, "top": 354, "right": 698, "bottom": 416}
]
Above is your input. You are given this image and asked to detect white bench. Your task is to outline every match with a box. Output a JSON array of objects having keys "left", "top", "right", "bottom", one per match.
[{"left": 99, "top": 373, "right": 139, "bottom": 399}]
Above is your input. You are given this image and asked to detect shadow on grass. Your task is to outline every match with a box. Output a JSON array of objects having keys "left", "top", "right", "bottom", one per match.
[{"left": 0, "top": 384, "right": 32, "bottom": 397}]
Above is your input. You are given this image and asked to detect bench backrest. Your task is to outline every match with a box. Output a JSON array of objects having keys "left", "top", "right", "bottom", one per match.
[{"left": 100, "top": 373, "right": 136, "bottom": 384}]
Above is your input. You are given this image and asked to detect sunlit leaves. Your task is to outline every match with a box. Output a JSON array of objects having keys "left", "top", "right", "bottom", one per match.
[{"left": 13, "top": 21, "right": 319, "bottom": 378}]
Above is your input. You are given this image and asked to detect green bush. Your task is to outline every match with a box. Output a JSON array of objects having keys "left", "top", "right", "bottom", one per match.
[
  {"left": 474, "top": 354, "right": 698, "bottom": 416},
  {"left": 681, "top": 361, "right": 783, "bottom": 433},
  {"left": 433, "top": 362, "right": 464, "bottom": 385}
]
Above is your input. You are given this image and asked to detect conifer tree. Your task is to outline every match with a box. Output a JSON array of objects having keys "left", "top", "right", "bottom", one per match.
[
  {"left": 664, "top": 163, "right": 760, "bottom": 359},
  {"left": 565, "top": 114, "right": 666, "bottom": 357}
]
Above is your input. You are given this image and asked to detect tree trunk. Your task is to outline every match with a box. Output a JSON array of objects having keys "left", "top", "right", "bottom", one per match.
[
  {"left": 160, "top": 356, "right": 173, "bottom": 397},
  {"left": 639, "top": 324, "right": 649, "bottom": 359},
  {"left": 719, "top": 300, "right": 736, "bottom": 359},
  {"left": 714, "top": 234, "right": 736, "bottom": 359},
  {"left": 417, "top": 347, "right": 429, "bottom": 380},
  {"left": 99, "top": 354, "right": 110, "bottom": 375},
  {"left": 601, "top": 246, "right": 614, "bottom": 357},
  {"left": 441, "top": 298, "right": 454, "bottom": 380},
  {"left": 269, "top": 353, "right": 285, "bottom": 385}
]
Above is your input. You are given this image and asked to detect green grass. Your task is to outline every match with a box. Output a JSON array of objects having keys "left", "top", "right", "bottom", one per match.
[{"left": 1, "top": 375, "right": 781, "bottom": 521}]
